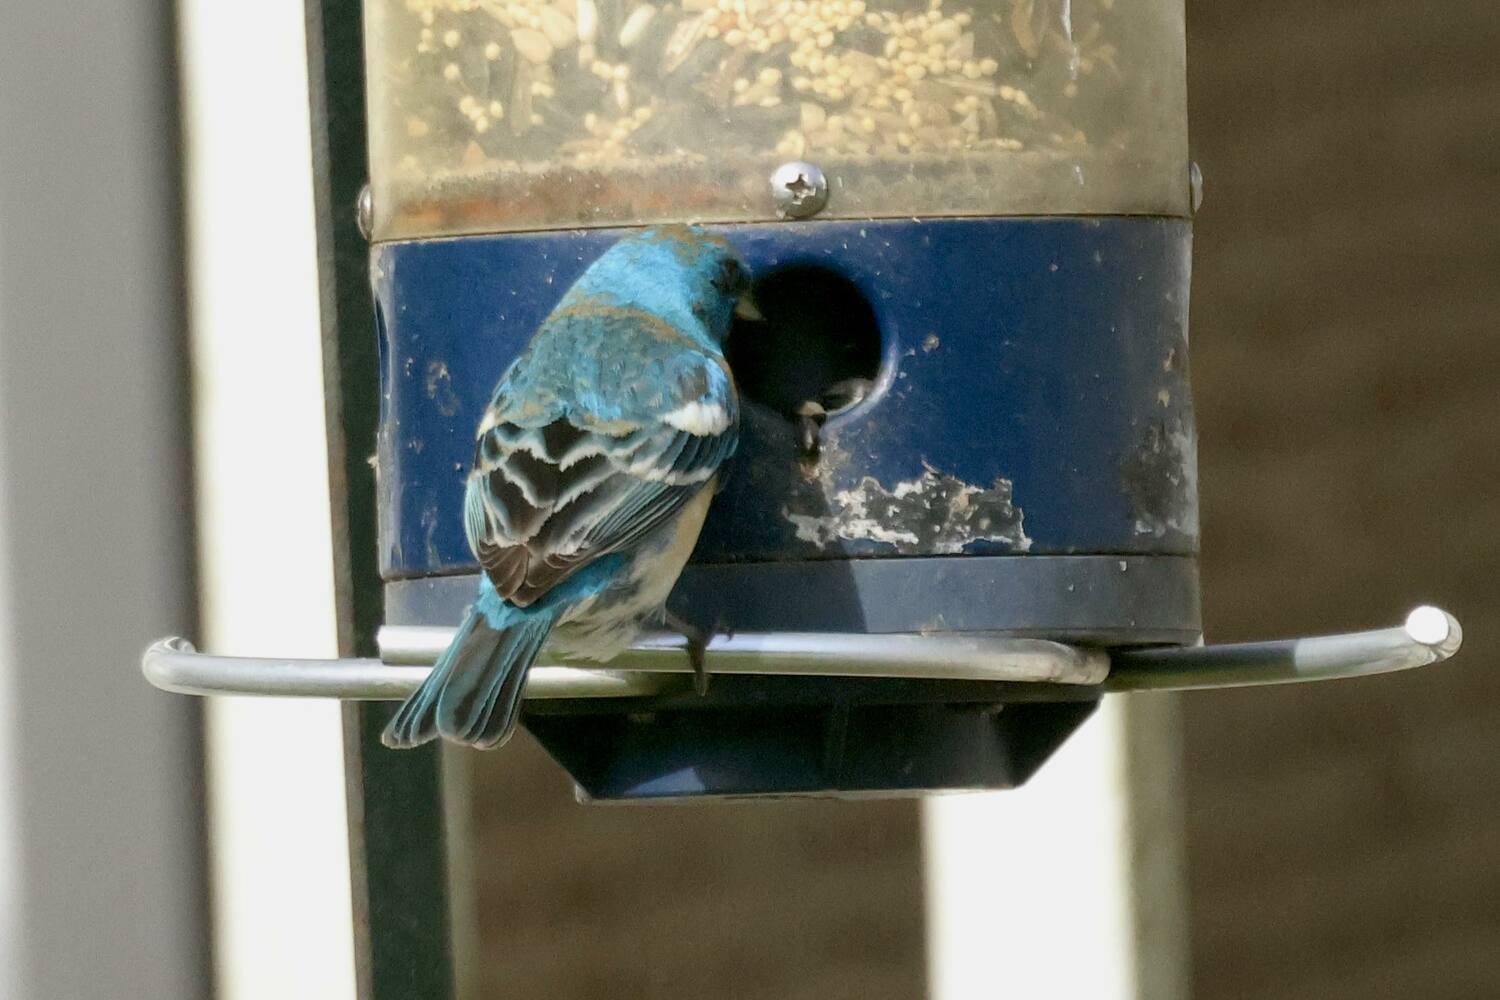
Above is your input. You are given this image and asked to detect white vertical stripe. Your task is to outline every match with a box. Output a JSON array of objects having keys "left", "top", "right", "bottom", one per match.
[
  {"left": 922, "top": 695, "right": 1188, "bottom": 1000},
  {"left": 178, "top": 0, "right": 357, "bottom": 996},
  {"left": 0, "top": 273, "right": 26, "bottom": 1000}
]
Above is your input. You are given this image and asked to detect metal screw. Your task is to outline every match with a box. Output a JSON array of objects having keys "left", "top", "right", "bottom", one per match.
[
  {"left": 1189, "top": 161, "right": 1204, "bottom": 215},
  {"left": 356, "top": 183, "right": 373, "bottom": 240},
  {"left": 771, "top": 161, "right": 828, "bottom": 219}
]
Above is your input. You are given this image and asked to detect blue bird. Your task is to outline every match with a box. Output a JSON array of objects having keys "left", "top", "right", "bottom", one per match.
[{"left": 382, "top": 225, "right": 752, "bottom": 750}]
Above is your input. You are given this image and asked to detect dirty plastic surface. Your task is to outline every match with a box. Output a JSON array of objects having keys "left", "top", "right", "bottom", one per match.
[
  {"left": 370, "top": 217, "right": 1197, "bottom": 578},
  {"left": 365, "top": 0, "right": 1189, "bottom": 238}
]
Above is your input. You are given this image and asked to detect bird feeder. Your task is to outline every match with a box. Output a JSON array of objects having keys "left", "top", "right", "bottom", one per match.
[{"left": 144, "top": 0, "right": 1463, "bottom": 799}]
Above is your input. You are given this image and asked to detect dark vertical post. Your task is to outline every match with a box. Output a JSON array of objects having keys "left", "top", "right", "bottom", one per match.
[{"left": 302, "top": 1, "right": 454, "bottom": 997}]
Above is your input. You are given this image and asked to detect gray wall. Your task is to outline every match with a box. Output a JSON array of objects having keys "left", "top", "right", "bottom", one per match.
[{"left": 0, "top": 0, "right": 207, "bottom": 996}]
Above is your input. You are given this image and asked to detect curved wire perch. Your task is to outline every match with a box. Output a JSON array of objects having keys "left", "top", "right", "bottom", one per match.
[
  {"left": 141, "top": 637, "right": 681, "bottom": 701},
  {"left": 142, "top": 632, "right": 1109, "bottom": 699},
  {"left": 377, "top": 627, "right": 1110, "bottom": 685},
  {"left": 142, "top": 632, "right": 1108, "bottom": 700},
  {"left": 141, "top": 606, "right": 1462, "bottom": 701},
  {"left": 1105, "top": 606, "right": 1463, "bottom": 692}
]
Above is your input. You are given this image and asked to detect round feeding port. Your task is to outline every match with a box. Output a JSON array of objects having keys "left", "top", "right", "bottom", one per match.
[{"left": 727, "top": 266, "right": 884, "bottom": 442}]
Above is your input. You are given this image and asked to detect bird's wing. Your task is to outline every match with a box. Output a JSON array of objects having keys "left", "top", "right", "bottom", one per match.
[{"left": 462, "top": 340, "right": 737, "bottom": 608}]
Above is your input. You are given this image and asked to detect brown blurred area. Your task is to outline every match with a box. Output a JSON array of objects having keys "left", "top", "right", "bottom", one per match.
[
  {"left": 456, "top": 1, "right": 1498, "bottom": 996},
  {"left": 1184, "top": 0, "right": 1500, "bottom": 997},
  {"left": 459, "top": 736, "right": 925, "bottom": 1000}
]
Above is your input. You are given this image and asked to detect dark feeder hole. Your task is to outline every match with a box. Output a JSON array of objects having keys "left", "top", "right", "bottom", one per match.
[{"left": 727, "top": 266, "right": 883, "bottom": 459}]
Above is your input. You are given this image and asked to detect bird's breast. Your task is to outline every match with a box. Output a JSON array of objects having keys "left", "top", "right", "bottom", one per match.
[{"left": 550, "top": 479, "right": 716, "bottom": 661}]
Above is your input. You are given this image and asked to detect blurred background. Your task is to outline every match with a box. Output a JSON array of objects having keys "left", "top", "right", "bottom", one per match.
[
  {"left": 1185, "top": 2, "right": 1500, "bottom": 995},
  {"left": 0, "top": 0, "right": 1494, "bottom": 998}
]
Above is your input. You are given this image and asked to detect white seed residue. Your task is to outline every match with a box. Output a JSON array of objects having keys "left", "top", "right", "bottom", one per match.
[
  {"left": 1130, "top": 423, "right": 1199, "bottom": 538},
  {"left": 787, "top": 463, "right": 1031, "bottom": 554}
]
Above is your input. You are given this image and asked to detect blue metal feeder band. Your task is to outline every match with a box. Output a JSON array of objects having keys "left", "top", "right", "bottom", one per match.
[{"left": 373, "top": 217, "right": 1198, "bottom": 642}]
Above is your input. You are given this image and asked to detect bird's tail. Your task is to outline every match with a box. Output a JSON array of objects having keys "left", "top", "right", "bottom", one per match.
[{"left": 382, "top": 604, "right": 559, "bottom": 750}]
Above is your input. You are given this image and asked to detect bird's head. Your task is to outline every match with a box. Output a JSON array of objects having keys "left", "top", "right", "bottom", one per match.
[{"left": 566, "top": 225, "right": 758, "bottom": 351}]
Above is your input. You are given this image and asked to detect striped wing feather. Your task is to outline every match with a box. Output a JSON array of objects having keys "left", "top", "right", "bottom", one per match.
[{"left": 463, "top": 357, "right": 735, "bottom": 608}]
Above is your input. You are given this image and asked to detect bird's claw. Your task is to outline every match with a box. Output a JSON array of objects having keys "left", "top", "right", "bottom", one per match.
[
  {"left": 794, "top": 379, "right": 873, "bottom": 464},
  {"left": 685, "top": 633, "right": 710, "bottom": 696},
  {"left": 795, "top": 400, "right": 827, "bottom": 463},
  {"left": 663, "top": 610, "right": 714, "bottom": 696}
]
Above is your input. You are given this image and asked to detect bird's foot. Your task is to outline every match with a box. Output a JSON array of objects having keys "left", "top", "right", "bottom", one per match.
[
  {"left": 794, "top": 380, "right": 873, "bottom": 464},
  {"left": 663, "top": 610, "right": 714, "bottom": 696},
  {"left": 795, "top": 400, "right": 827, "bottom": 464}
]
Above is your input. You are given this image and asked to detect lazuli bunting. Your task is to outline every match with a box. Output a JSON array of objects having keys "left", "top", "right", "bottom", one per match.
[{"left": 383, "top": 225, "right": 749, "bottom": 750}]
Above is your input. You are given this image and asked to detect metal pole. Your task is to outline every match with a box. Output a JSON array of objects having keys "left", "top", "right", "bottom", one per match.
[{"left": 303, "top": 0, "right": 455, "bottom": 994}]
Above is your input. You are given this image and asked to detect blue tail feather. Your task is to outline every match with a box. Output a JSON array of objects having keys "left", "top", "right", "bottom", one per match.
[
  {"left": 381, "top": 604, "right": 559, "bottom": 750},
  {"left": 381, "top": 611, "right": 477, "bottom": 748},
  {"left": 384, "top": 559, "right": 625, "bottom": 750},
  {"left": 438, "top": 610, "right": 556, "bottom": 748}
]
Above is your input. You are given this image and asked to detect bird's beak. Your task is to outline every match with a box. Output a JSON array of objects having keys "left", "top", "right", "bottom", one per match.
[{"left": 734, "top": 292, "right": 764, "bottom": 322}]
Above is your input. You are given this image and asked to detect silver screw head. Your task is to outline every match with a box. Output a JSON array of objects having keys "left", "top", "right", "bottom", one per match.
[
  {"left": 1189, "top": 161, "right": 1204, "bottom": 215},
  {"left": 356, "top": 183, "right": 374, "bottom": 240},
  {"left": 770, "top": 161, "right": 829, "bottom": 219}
]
